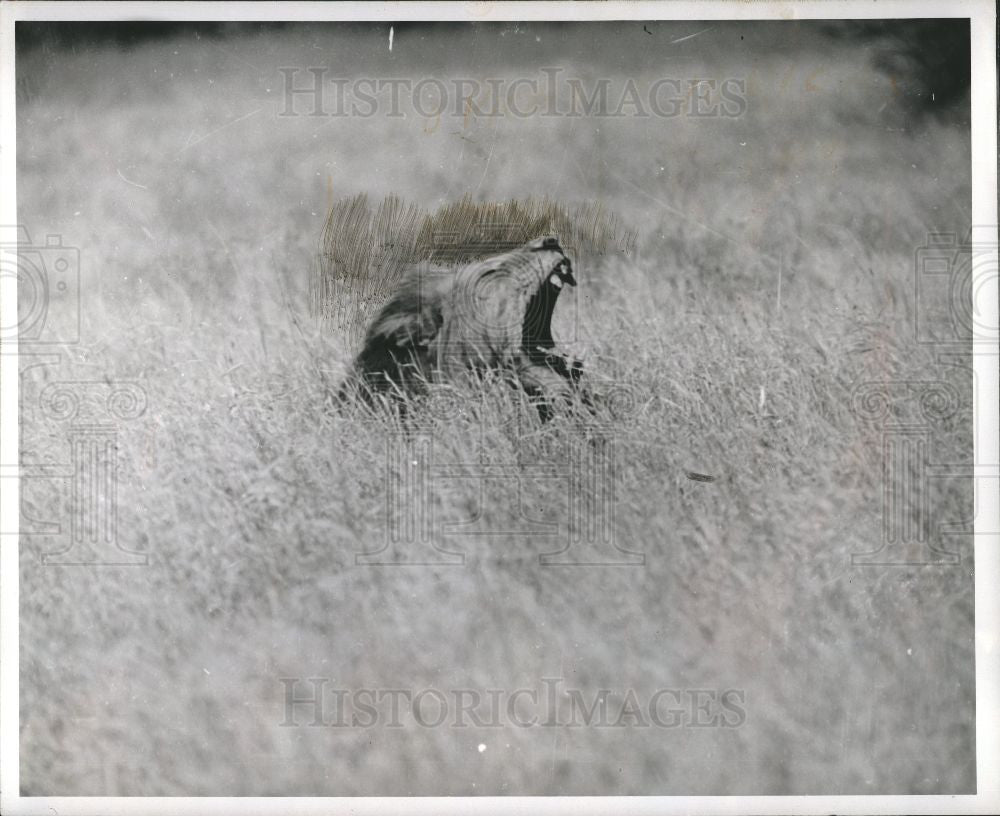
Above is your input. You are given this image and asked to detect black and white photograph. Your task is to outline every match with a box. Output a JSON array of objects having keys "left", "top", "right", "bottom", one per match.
[{"left": 1, "top": 1, "right": 998, "bottom": 813}]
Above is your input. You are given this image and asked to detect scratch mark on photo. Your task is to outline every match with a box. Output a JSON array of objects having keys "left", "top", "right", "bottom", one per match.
[
  {"left": 181, "top": 108, "right": 262, "bottom": 153},
  {"left": 116, "top": 168, "right": 148, "bottom": 190},
  {"left": 670, "top": 27, "right": 713, "bottom": 45}
]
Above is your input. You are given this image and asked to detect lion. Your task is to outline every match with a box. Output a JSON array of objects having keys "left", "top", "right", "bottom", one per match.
[{"left": 338, "top": 236, "right": 587, "bottom": 419}]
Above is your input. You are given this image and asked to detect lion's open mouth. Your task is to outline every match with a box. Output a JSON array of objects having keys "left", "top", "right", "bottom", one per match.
[{"left": 522, "top": 258, "right": 575, "bottom": 362}]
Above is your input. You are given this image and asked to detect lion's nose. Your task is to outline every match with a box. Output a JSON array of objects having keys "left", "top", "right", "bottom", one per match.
[{"left": 559, "top": 259, "right": 577, "bottom": 286}]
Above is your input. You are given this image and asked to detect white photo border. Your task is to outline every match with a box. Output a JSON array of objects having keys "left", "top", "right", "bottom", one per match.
[{"left": 0, "top": 2, "right": 996, "bottom": 814}]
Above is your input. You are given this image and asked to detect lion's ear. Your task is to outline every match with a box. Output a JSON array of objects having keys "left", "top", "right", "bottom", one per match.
[
  {"left": 533, "top": 236, "right": 562, "bottom": 252},
  {"left": 354, "top": 270, "right": 448, "bottom": 361},
  {"left": 375, "top": 294, "right": 444, "bottom": 350}
]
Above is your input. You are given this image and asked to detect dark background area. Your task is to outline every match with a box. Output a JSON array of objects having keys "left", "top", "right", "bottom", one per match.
[{"left": 17, "top": 19, "right": 970, "bottom": 119}]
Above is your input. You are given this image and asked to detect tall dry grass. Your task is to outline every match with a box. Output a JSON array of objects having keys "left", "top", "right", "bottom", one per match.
[{"left": 314, "top": 193, "right": 637, "bottom": 349}]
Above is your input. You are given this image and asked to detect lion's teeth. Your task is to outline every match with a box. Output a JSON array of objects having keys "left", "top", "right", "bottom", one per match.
[{"left": 549, "top": 273, "right": 563, "bottom": 288}]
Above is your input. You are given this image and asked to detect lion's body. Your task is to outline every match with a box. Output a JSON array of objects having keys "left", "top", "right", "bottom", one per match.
[{"left": 340, "top": 236, "right": 584, "bottom": 417}]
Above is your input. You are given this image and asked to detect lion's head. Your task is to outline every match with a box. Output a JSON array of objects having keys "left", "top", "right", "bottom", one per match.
[
  {"left": 340, "top": 236, "right": 584, "bottom": 417},
  {"left": 439, "top": 235, "right": 576, "bottom": 374}
]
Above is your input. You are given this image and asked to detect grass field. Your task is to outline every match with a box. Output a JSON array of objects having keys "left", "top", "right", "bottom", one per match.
[{"left": 16, "top": 21, "right": 974, "bottom": 795}]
